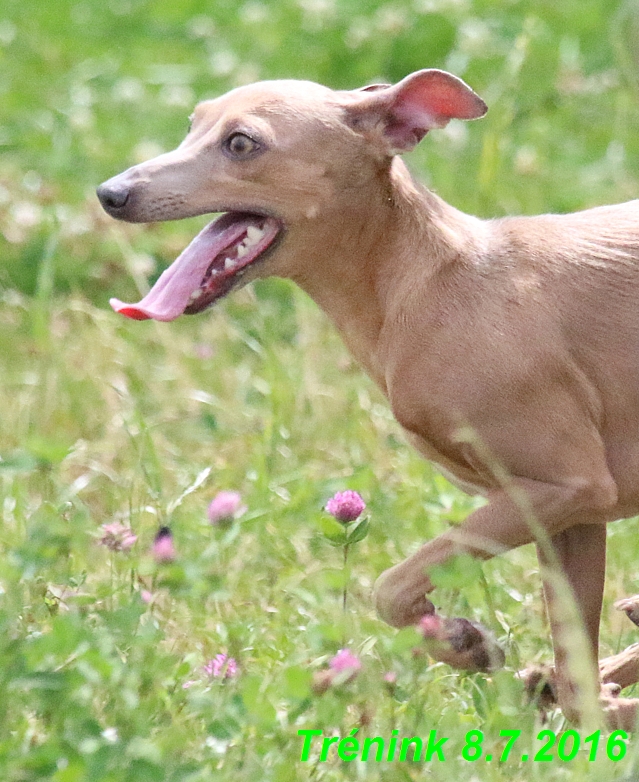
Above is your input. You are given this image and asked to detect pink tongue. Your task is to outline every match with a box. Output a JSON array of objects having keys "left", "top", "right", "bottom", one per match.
[{"left": 110, "top": 217, "right": 249, "bottom": 322}]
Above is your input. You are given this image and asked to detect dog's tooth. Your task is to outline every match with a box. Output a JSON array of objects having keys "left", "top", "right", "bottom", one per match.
[
  {"left": 224, "top": 257, "right": 236, "bottom": 270},
  {"left": 237, "top": 244, "right": 249, "bottom": 258},
  {"left": 245, "top": 225, "right": 265, "bottom": 246},
  {"left": 189, "top": 289, "right": 203, "bottom": 303}
]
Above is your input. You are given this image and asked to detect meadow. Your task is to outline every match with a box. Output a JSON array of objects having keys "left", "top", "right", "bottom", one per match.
[{"left": 2, "top": 0, "right": 639, "bottom": 779}]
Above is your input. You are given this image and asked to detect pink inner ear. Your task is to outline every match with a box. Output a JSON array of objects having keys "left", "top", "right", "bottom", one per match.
[
  {"left": 394, "top": 71, "right": 487, "bottom": 125},
  {"left": 385, "top": 69, "right": 487, "bottom": 150},
  {"left": 345, "top": 69, "right": 486, "bottom": 153}
]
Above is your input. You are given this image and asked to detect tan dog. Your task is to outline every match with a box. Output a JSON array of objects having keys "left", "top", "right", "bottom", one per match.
[{"left": 97, "top": 70, "right": 639, "bottom": 727}]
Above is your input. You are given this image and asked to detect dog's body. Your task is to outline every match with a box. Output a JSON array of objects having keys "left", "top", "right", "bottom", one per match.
[{"left": 97, "top": 70, "right": 639, "bottom": 726}]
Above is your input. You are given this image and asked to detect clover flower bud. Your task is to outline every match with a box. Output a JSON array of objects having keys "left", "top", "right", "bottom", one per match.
[{"left": 325, "top": 490, "right": 366, "bottom": 523}]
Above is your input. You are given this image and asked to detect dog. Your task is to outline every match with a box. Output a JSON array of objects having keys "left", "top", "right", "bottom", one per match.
[{"left": 97, "top": 69, "right": 639, "bottom": 728}]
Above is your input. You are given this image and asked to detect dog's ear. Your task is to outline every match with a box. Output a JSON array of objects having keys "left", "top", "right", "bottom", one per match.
[{"left": 345, "top": 69, "right": 487, "bottom": 154}]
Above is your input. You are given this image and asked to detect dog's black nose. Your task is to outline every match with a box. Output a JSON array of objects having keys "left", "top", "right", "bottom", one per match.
[{"left": 96, "top": 182, "right": 130, "bottom": 213}]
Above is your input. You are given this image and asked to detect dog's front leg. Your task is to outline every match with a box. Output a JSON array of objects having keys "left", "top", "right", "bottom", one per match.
[
  {"left": 374, "top": 477, "right": 579, "bottom": 629},
  {"left": 373, "top": 476, "right": 615, "bottom": 671}
]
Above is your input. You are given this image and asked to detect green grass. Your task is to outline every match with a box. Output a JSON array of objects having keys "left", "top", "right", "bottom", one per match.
[{"left": 2, "top": 0, "right": 639, "bottom": 779}]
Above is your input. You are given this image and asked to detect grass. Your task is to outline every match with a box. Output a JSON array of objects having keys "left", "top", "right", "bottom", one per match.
[{"left": 2, "top": 0, "right": 639, "bottom": 779}]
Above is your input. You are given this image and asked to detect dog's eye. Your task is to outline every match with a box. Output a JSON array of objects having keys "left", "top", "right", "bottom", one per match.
[{"left": 224, "top": 132, "right": 261, "bottom": 159}]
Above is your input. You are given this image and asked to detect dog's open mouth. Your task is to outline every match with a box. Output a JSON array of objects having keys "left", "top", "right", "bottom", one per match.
[{"left": 110, "top": 212, "right": 282, "bottom": 321}]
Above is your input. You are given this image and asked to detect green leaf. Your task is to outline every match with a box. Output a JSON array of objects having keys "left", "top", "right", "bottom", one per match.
[
  {"left": 321, "top": 569, "right": 349, "bottom": 589},
  {"left": 283, "top": 666, "right": 312, "bottom": 700},
  {"left": 346, "top": 516, "right": 369, "bottom": 544},
  {"left": 26, "top": 436, "right": 73, "bottom": 466},
  {"left": 240, "top": 675, "right": 277, "bottom": 726},
  {"left": 0, "top": 451, "right": 38, "bottom": 472},
  {"left": 319, "top": 516, "right": 347, "bottom": 546},
  {"left": 156, "top": 564, "right": 187, "bottom": 592},
  {"left": 207, "top": 717, "right": 241, "bottom": 739},
  {"left": 52, "top": 761, "right": 86, "bottom": 782}
]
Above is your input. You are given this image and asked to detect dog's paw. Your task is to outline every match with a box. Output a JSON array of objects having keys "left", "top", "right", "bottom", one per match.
[
  {"left": 614, "top": 595, "right": 639, "bottom": 627},
  {"left": 520, "top": 665, "right": 639, "bottom": 730},
  {"left": 418, "top": 615, "right": 505, "bottom": 672},
  {"left": 519, "top": 664, "right": 557, "bottom": 709},
  {"left": 600, "top": 688, "right": 639, "bottom": 731}
]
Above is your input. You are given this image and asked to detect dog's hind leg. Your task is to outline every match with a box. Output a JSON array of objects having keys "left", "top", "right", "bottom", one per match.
[
  {"left": 536, "top": 525, "right": 639, "bottom": 728},
  {"left": 536, "top": 524, "right": 605, "bottom": 723}
]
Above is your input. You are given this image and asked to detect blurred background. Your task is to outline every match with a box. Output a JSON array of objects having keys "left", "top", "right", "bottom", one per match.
[{"left": 2, "top": 0, "right": 639, "bottom": 303}]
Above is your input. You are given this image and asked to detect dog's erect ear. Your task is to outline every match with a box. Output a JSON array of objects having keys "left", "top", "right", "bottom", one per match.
[{"left": 345, "top": 69, "right": 487, "bottom": 153}]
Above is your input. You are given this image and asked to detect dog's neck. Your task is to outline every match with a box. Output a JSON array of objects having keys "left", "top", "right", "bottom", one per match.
[{"left": 288, "top": 157, "right": 487, "bottom": 391}]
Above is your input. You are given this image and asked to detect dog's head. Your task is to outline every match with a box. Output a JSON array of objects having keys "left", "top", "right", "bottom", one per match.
[{"left": 97, "top": 70, "right": 486, "bottom": 321}]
